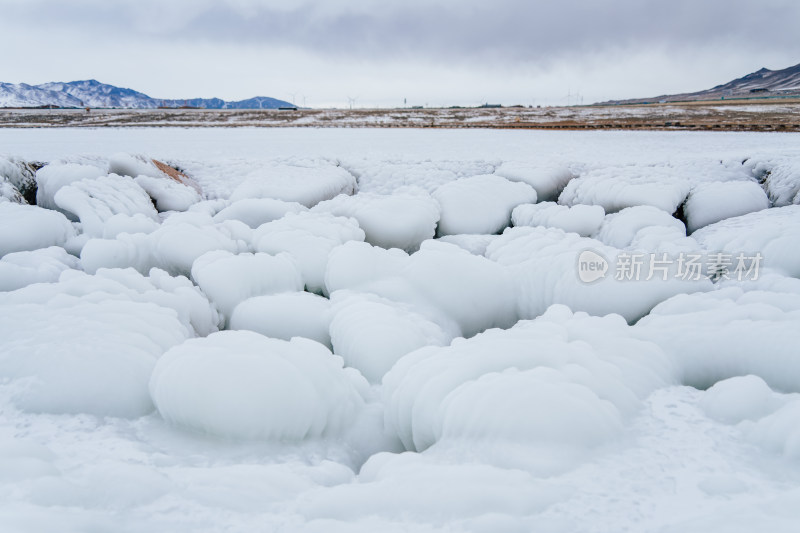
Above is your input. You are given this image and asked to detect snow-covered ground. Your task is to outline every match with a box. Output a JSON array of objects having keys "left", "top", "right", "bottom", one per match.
[{"left": 2, "top": 127, "right": 800, "bottom": 532}]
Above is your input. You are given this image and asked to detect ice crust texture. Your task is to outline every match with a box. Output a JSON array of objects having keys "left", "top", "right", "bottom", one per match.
[{"left": 2, "top": 132, "right": 800, "bottom": 532}]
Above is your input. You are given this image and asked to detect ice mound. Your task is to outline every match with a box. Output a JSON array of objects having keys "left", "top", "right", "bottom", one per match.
[
  {"left": 53, "top": 174, "right": 159, "bottom": 237},
  {"left": 683, "top": 181, "right": 770, "bottom": 233},
  {"left": 594, "top": 205, "right": 686, "bottom": 249},
  {"left": 494, "top": 162, "right": 574, "bottom": 201},
  {"left": 700, "top": 376, "right": 784, "bottom": 424},
  {"left": 108, "top": 152, "right": 166, "bottom": 180},
  {"left": 636, "top": 285, "right": 800, "bottom": 392},
  {"left": 191, "top": 251, "right": 304, "bottom": 323},
  {"left": 486, "top": 226, "right": 711, "bottom": 323},
  {"left": 0, "top": 247, "right": 79, "bottom": 292},
  {"left": 213, "top": 198, "right": 308, "bottom": 228},
  {"left": 326, "top": 240, "right": 516, "bottom": 338},
  {"left": 0, "top": 202, "right": 75, "bottom": 255},
  {"left": 636, "top": 286, "right": 800, "bottom": 392},
  {"left": 329, "top": 291, "right": 453, "bottom": 383},
  {"left": 313, "top": 190, "right": 440, "bottom": 252},
  {"left": 253, "top": 212, "right": 365, "bottom": 294},
  {"left": 691, "top": 205, "right": 800, "bottom": 277},
  {"left": 433, "top": 174, "right": 537, "bottom": 235},
  {"left": 559, "top": 165, "right": 691, "bottom": 214},
  {"left": 512, "top": 201, "right": 605, "bottom": 236},
  {"left": 747, "top": 156, "right": 800, "bottom": 207},
  {"left": 134, "top": 175, "right": 201, "bottom": 212},
  {"left": 0, "top": 297, "right": 191, "bottom": 417},
  {"left": 1, "top": 267, "right": 220, "bottom": 336},
  {"left": 35, "top": 162, "right": 106, "bottom": 212},
  {"left": 150, "top": 330, "right": 366, "bottom": 440},
  {"left": 109, "top": 153, "right": 202, "bottom": 191},
  {"left": 229, "top": 164, "right": 357, "bottom": 207},
  {"left": 383, "top": 307, "right": 673, "bottom": 459},
  {"left": 230, "top": 292, "right": 333, "bottom": 347},
  {"left": 746, "top": 398, "right": 800, "bottom": 459},
  {"left": 81, "top": 219, "right": 248, "bottom": 277}
]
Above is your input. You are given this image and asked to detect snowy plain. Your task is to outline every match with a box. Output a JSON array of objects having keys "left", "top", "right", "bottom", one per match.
[{"left": 2, "top": 127, "right": 800, "bottom": 532}]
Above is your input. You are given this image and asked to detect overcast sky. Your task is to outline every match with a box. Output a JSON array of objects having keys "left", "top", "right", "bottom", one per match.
[{"left": 2, "top": 0, "right": 799, "bottom": 107}]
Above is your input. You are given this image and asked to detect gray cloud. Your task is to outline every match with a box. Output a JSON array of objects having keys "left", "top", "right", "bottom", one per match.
[{"left": 7, "top": 0, "right": 800, "bottom": 65}]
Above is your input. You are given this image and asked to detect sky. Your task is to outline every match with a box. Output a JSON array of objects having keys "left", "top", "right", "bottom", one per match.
[{"left": 1, "top": 0, "right": 799, "bottom": 108}]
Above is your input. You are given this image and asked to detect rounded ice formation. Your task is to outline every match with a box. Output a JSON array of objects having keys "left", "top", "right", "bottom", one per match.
[
  {"left": 253, "top": 211, "right": 365, "bottom": 294},
  {"left": 134, "top": 175, "right": 201, "bottom": 212},
  {"left": 494, "top": 162, "right": 574, "bottom": 201},
  {"left": 691, "top": 205, "right": 800, "bottom": 278},
  {"left": 35, "top": 162, "right": 107, "bottom": 212},
  {"left": 191, "top": 251, "right": 304, "bottom": 323},
  {"left": 511, "top": 201, "right": 605, "bottom": 237},
  {"left": 0, "top": 202, "right": 76, "bottom": 255},
  {"left": 325, "top": 240, "right": 515, "bottom": 338},
  {"left": 229, "top": 164, "right": 357, "bottom": 207},
  {"left": 0, "top": 298, "right": 191, "bottom": 418},
  {"left": 150, "top": 330, "right": 366, "bottom": 440},
  {"left": 230, "top": 291, "right": 333, "bottom": 347},
  {"left": 700, "top": 375, "right": 781, "bottom": 424},
  {"left": 433, "top": 174, "right": 537, "bottom": 235},
  {"left": 558, "top": 166, "right": 692, "bottom": 214},
  {"left": 213, "top": 198, "right": 308, "bottom": 228},
  {"left": 683, "top": 180, "right": 770, "bottom": 233},
  {"left": 636, "top": 284, "right": 800, "bottom": 392},
  {"left": 313, "top": 191, "right": 440, "bottom": 252},
  {"left": 329, "top": 291, "right": 452, "bottom": 383},
  {"left": 593, "top": 205, "right": 685, "bottom": 249},
  {"left": 54, "top": 174, "right": 159, "bottom": 237},
  {"left": 383, "top": 307, "right": 674, "bottom": 453},
  {"left": 0, "top": 246, "right": 79, "bottom": 292}
]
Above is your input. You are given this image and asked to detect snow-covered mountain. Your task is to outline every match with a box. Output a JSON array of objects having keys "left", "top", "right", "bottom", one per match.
[
  {"left": 605, "top": 62, "right": 800, "bottom": 104},
  {"left": 0, "top": 82, "right": 84, "bottom": 108},
  {"left": 0, "top": 80, "right": 295, "bottom": 109}
]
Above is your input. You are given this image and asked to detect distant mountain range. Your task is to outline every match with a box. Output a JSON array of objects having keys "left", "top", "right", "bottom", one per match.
[
  {"left": 0, "top": 80, "right": 296, "bottom": 109},
  {"left": 604, "top": 62, "right": 800, "bottom": 105}
]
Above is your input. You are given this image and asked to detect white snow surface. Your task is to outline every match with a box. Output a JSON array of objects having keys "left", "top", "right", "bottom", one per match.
[{"left": 2, "top": 128, "right": 800, "bottom": 532}]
